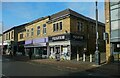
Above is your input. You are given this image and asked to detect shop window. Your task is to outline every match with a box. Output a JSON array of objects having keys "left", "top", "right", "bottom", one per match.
[
  {"left": 31, "top": 28, "right": 34, "bottom": 36},
  {"left": 43, "top": 24, "right": 46, "bottom": 34},
  {"left": 37, "top": 26, "right": 40, "bottom": 35},
  {"left": 43, "top": 48, "right": 47, "bottom": 55}
]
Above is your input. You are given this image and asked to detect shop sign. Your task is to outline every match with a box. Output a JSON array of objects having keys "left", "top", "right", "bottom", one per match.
[
  {"left": 51, "top": 35, "right": 65, "bottom": 41},
  {"left": 49, "top": 33, "right": 83, "bottom": 42},
  {"left": 71, "top": 34, "right": 84, "bottom": 40},
  {"left": 36, "top": 43, "right": 46, "bottom": 46}
]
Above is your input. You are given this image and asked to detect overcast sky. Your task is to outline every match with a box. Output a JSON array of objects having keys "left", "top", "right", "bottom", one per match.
[{"left": 2, "top": 1, "right": 105, "bottom": 32}]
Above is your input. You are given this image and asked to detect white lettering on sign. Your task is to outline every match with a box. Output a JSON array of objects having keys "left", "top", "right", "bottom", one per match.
[
  {"left": 72, "top": 35, "right": 83, "bottom": 40},
  {"left": 52, "top": 35, "right": 65, "bottom": 41}
]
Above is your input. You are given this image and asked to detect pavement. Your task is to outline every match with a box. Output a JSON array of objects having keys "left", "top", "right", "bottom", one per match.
[{"left": 2, "top": 54, "right": 120, "bottom": 77}]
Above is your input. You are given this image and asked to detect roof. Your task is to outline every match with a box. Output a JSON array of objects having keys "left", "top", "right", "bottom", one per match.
[
  {"left": 3, "top": 23, "right": 28, "bottom": 34},
  {"left": 50, "top": 8, "right": 105, "bottom": 26},
  {"left": 4, "top": 8, "right": 105, "bottom": 34},
  {"left": 26, "top": 16, "right": 50, "bottom": 26}
]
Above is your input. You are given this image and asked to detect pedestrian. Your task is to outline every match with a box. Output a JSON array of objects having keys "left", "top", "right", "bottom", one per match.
[
  {"left": 56, "top": 52, "right": 60, "bottom": 61},
  {"left": 9, "top": 50, "right": 12, "bottom": 57}
]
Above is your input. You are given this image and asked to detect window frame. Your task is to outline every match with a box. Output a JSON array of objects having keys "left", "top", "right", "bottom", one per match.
[
  {"left": 59, "top": 22, "right": 62, "bottom": 30},
  {"left": 26, "top": 29, "right": 29, "bottom": 37},
  {"left": 31, "top": 28, "right": 34, "bottom": 36},
  {"left": 43, "top": 24, "right": 46, "bottom": 34},
  {"left": 53, "top": 24, "right": 56, "bottom": 32},
  {"left": 9, "top": 32, "right": 10, "bottom": 40},
  {"left": 37, "top": 26, "right": 40, "bottom": 36},
  {"left": 20, "top": 33, "right": 23, "bottom": 39},
  {"left": 77, "top": 22, "right": 82, "bottom": 32},
  {"left": 11, "top": 31, "right": 14, "bottom": 39}
]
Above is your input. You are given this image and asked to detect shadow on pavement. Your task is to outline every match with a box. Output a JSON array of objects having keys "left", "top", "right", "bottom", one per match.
[{"left": 66, "top": 62, "right": 120, "bottom": 77}]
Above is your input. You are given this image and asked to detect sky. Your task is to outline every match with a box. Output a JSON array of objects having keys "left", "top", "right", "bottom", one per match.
[{"left": 1, "top": 2, "right": 105, "bottom": 32}]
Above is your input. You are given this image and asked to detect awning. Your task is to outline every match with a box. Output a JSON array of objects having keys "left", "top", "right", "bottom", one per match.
[{"left": 24, "top": 43, "right": 47, "bottom": 48}]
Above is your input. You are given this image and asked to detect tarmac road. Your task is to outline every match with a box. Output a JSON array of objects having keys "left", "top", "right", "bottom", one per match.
[{"left": 2, "top": 55, "right": 120, "bottom": 78}]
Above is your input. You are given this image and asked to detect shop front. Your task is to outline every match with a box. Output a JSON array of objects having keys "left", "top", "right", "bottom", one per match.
[
  {"left": 48, "top": 33, "right": 85, "bottom": 60},
  {"left": 24, "top": 37, "right": 49, "bottom": 59},
  {"left": 17, "top": 41, "right": 25, "bottom": 55},
  {"left": 2, "top": 40, "right": 17, "bottom": 55}
]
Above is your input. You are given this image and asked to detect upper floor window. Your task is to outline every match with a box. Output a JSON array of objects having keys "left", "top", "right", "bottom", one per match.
[
  {"left": 53, "top": 22, "right": 63, "bottom": 32},
  {"left": 77, "top": 22, "right": 83, "bottom": 32},
  {"left": 6, "top": 34, "right": 8, "bottom": 40},
  {"left": 9, "top": 32, "right": 10, "bottom": 40},
  {"left": 37, "top": 26, "right": 40, "bottom": 35},
  {"left": 56, "top": 23, "right": 59, "bottom": 31},
  {"left": 53, "top": 24, "right": 56, "bottom": 32},
  {"left": 11, "top": 31, "right": 13, "bottom": 39},
  {"left": 60, "top": 22, "right": 62, "bottom": 30},
  {"left": 20, "top": 33, "right": 23, "bottom": 39},
  {"left": 43, "top": 24, "right": 46, "bottom": 34},
  {"left": 26, "top": 29, "right": 29, "bottom": 37},
  {"left": 31, "top": 28, "right": 34, "bottom": 36}
]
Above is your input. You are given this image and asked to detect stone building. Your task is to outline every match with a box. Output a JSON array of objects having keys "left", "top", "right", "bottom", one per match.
[
  {"left": 24, "top": 9, "right": 105, "bottom": 60},
  {"left": 105, "top": 0, "right": 120, "bottom": 62},
  {"left": 3, "top": 23, "right": 27, "bottom": 55}
]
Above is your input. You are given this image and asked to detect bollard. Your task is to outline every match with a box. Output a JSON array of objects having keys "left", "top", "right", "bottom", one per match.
[
  {"left": 83, "top": 53, "right": 86, "bottom": 62},
  {"left": 77, "top": 54, "right": 79, "bottom": 61},
  {"left": 90, "top": 54, "right": 92, "bottom": 62}
]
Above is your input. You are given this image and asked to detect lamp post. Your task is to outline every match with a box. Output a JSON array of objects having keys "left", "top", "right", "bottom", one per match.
[
  {"left": 95, "top": 1, "right": 100, "bottom": 65},
  {"left": 1, "top": 21, "right": 3, "bottom": 55}
]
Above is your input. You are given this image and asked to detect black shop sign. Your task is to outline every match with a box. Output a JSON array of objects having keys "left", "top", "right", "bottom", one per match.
[
  {"left": 49, "top": 33, "right": 84, "bottom": 42},
  {"left": 49, "top": 35, "right": 67, "bottom": 41},
  {"left": 71, "top": 34, "right": 84, "bottom": 40}
]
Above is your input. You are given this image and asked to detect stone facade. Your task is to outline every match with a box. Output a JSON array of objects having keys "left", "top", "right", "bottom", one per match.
[
  {"left": 3, "top": 9, "right": 105, "bottom": 60},
  {"left": 105, "top": 0, "right": 111, "bottom": 62}
]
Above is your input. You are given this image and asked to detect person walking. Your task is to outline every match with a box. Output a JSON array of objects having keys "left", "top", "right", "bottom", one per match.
[{"left": 56, "top": 52, "right": 60, "bottom": 61}]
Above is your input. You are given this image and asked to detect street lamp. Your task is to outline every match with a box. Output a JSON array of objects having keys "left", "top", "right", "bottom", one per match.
[{"left": 95, "top": 1, "right": 100, "bottom": 65}]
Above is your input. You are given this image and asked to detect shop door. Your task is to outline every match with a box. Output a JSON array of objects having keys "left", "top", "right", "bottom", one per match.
[{"left": 56, "top": 47, "right": 60, "bottom": 53}]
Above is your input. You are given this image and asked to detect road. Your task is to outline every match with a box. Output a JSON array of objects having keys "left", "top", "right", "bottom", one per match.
[
  {"left": 2, "top": 56, "right": 93, "bottom": 77},
  {"left": 2, "top": 55, "right": 120, "bottom": 78}
]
